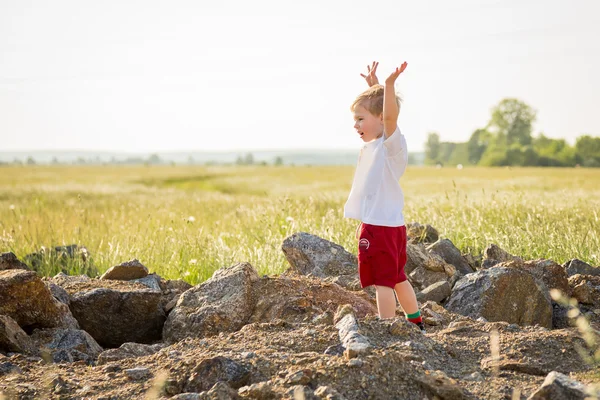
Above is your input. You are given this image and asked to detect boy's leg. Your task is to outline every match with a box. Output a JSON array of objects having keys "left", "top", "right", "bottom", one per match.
[
  {"left": 394, "top": 280, "right": 419, "bottom": 315},
  {"left": 375, "top": 285, "right": 397, "bottom": 319}
]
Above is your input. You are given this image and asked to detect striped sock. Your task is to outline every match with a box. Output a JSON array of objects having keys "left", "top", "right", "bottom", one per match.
[{"left": 406, "top": 310, "right": 422, "bottom": 325}]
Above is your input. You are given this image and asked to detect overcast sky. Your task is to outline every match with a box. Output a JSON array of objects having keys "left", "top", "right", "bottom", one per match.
[{"left": 1, "top": 0, "right": 599, "bottom": 153}]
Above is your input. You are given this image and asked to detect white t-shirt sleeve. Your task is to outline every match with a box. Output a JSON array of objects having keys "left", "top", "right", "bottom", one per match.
[
  {"left": 383, "top": 126, "right": 405, "bottom": 157},
  {"left": 383, "top": 126, "right": 408, "bottom": 178}
]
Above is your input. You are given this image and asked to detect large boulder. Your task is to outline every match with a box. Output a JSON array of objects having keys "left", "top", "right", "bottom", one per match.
[
  {"left": 445, "top": 265, "right": 553, "bottom": 328},
  {"left": 519, "top": 259, "right": 571, "bottom": 296},
  {"left": 281, "top": 232, "right": 356, "bottom": 279},
  {"left": 427, "top": 239, "right": 474, "bottom": 275},
  {"left": 163, "top": 262, "right": 259, "bottom": 343},
  {"left": 0, "top": 252, "right": 29, "bottom": 271},
  {"left": 66, "top": 280, "right": 165, "bottom": 348},
  {"left": 30, "top": 328, "right": 103, "bottom": 364},
  {"left": 0, "top": 269, "right": 79, "bottom": 331},
  {"left": 248, "top": 275, "right": 377, "bottom": 324}
]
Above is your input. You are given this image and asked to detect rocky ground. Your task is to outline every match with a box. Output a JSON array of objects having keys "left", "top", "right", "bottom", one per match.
[{"left": 1, "top": 225, "right": 599, "bottom": 399}]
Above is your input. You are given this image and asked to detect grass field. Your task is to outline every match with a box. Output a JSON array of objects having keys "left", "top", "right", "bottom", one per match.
[{"left": 1, "top": 165, "right": 599, "bottom": 284}]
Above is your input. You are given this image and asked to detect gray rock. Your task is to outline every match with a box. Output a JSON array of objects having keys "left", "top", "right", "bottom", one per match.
[
  {"left": 163, "top": 263, "right": 259, "bottom": 343},
  {"left": 0, "top": 315, "right": 36, "bottom": 354},
  {"left": 165, "top": 279, "right": 193, "bottom": 292},
  {"left": 100, "top": 259, "right": 148, "bottom": 281},
  {"left": 31, "top": 328, "right": 103, "bottom": 364},
  {"left": 44, "top": 282, "right": 70, "bottom": 305},
  {"left": 171, "top": 394, "right": 201, "bottom": 400},
  {"left": 184, "top": 356, "right": 250, "bottom": 393},
  {"left": 69, "top": 287, "right": 165, "bottom": 348},
  {"left": 446, "top": 265, "right": 553, "bottom": 329},
  {"left": 97, "top": 342, "right": 164, "bottom": 365},
  {"left": 125, "top": 367, "right": 151, "bottom": 381},
  {"left": 0, "top": 252, "right": 29, "bottom": 271},
  {"left": 569, "top": 274, "right": 600, "bottom": 306},
  {"left": 335, "top": 313, "right": 370, "bottom": 358},
  {"left": 416, "top": 281, "right": 451, "bottom": 304},
  {"left": 481, "top": 244, "right": 522, "bottom": 269},
  {"left": 527, "top": 371, "right": 590, "bottom": 400},
  {"left": 0, "top": 361, "right": 22, "bottom": 376},
  {"left": 552, "top": 302, "right": 572, "bottom": 329},
  {"left": 520, "top": 259, "right": 571, "bottom": 296},
  {"left": 406, "top": 243, "right": 452, "bottom": 276},
  {"left": 287, "top": 385, "right": 318, "bottom": 400},
  {"left": 132, "top": 274, "right": 162, "bottom": 291},
  {"left": 239, "top": 382, "right": 277, "bottom": 399},
  {"left": 52, "top": 272, "right": 91, "bottom": 286},
  {"left": 409, "top": 266, "right": 448, "bottom": 291},
  {"left": 324, "top": 344, "right": 345, "bottom": 356},
  {"left": 427, "top": 239, "right": 473, "bottom": 275},
  {"left": 564, "top": 259, "right": 600, "bottom": 277},
  {"left": 415, "top": 369, "right": 467, "bottom": 399},
  {"left": 315, "top": 385, "right": 346, "bottom": 399},
  {"left": 281, "top": 232, "right": 357, "bottom": 278},
  {"left": 406, "top": 222, "right": 439, "bottom": 244},
  {"left": 0, "top": 269, "right": 79, "bottom": 330}
]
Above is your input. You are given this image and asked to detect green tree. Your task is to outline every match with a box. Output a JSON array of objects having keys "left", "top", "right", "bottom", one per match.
[
  {"left": 467, "top": 129, "right": 491, "bottom": 165},
  {"left": 488, "top": 98, "right": 536, "bottom": 147},
  {"left": 425, "top": 132, "right": 441, "bottom": 165},
  {"left": 575, "top": 135, "right": 600, "bottom": 167}
]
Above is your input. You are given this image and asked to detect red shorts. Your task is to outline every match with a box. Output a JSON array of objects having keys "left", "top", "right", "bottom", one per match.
[{"left": 357, "top": 223, "right": 407, "bottom": 288}]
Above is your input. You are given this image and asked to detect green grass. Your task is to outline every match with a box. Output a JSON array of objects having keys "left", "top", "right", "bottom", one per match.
[{"left": 1, "top": 165, "right": 599, "bottom": 284}]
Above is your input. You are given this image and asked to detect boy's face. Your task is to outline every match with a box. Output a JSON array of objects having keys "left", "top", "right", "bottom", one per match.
[{"left": 353, "top": 105, "right": 383, "bottom": 143}]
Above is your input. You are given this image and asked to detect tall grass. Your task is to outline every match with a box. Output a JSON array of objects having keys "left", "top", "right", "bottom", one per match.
[{"left": 1, "top": 165, "right": 598, "bottom": 284}]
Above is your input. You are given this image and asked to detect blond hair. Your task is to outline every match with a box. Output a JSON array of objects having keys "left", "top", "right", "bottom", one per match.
[{"left": 350, "top": 84, "right": 402, "bottom": 116}]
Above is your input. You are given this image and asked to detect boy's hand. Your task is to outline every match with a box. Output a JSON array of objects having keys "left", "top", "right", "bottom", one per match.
[
  {"left": 384, "top": 62, "right": 408, "bottom": 86},
  {"left": 360, "top": 61, "right": 379, "bottom": 87}
]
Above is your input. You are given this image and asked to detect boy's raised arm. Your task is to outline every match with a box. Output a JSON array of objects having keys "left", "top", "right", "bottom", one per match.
[{"left": 383, "top": 62, "right": 407, "bottom": 138}]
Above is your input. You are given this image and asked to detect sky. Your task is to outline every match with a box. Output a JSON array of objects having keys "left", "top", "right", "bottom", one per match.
[{"left": 1, "top": 0, "right": 599, "bottom": 153}]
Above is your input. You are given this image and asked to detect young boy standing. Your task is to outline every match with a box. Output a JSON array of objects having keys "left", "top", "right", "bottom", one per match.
[{"left": 344, "top": 61, "right": 424, "bottom": 332}]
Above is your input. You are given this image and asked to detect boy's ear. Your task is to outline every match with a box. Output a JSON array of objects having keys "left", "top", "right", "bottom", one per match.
[{"left": 379, "top": 113, "right": 384, "bottom": 123}]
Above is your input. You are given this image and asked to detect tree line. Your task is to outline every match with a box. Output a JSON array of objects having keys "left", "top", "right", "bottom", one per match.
[{"left": 425, "top": 98, "right": 600, "bottom": 167}]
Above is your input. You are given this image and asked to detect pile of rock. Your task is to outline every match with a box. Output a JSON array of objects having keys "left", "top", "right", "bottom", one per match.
[{"left": 1, "top": 223, "right": 599, "bottom": 399}]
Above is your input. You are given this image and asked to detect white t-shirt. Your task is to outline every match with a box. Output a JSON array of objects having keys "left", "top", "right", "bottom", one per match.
[{"left": 343, "top": 126, "right": 408, "bottom": 227}]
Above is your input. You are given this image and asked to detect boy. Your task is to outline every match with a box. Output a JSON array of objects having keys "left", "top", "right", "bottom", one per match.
[{"left": 344, "top": 61, "right": 424, "bottom": 332}]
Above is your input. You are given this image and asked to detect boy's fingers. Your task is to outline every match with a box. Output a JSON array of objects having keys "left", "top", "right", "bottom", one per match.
[
  {"left": 367, "top": 65, "right": 371, "bottom": 72},
  {"left": 360, "top": 73, "right": 367, "bottom": 78}
]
